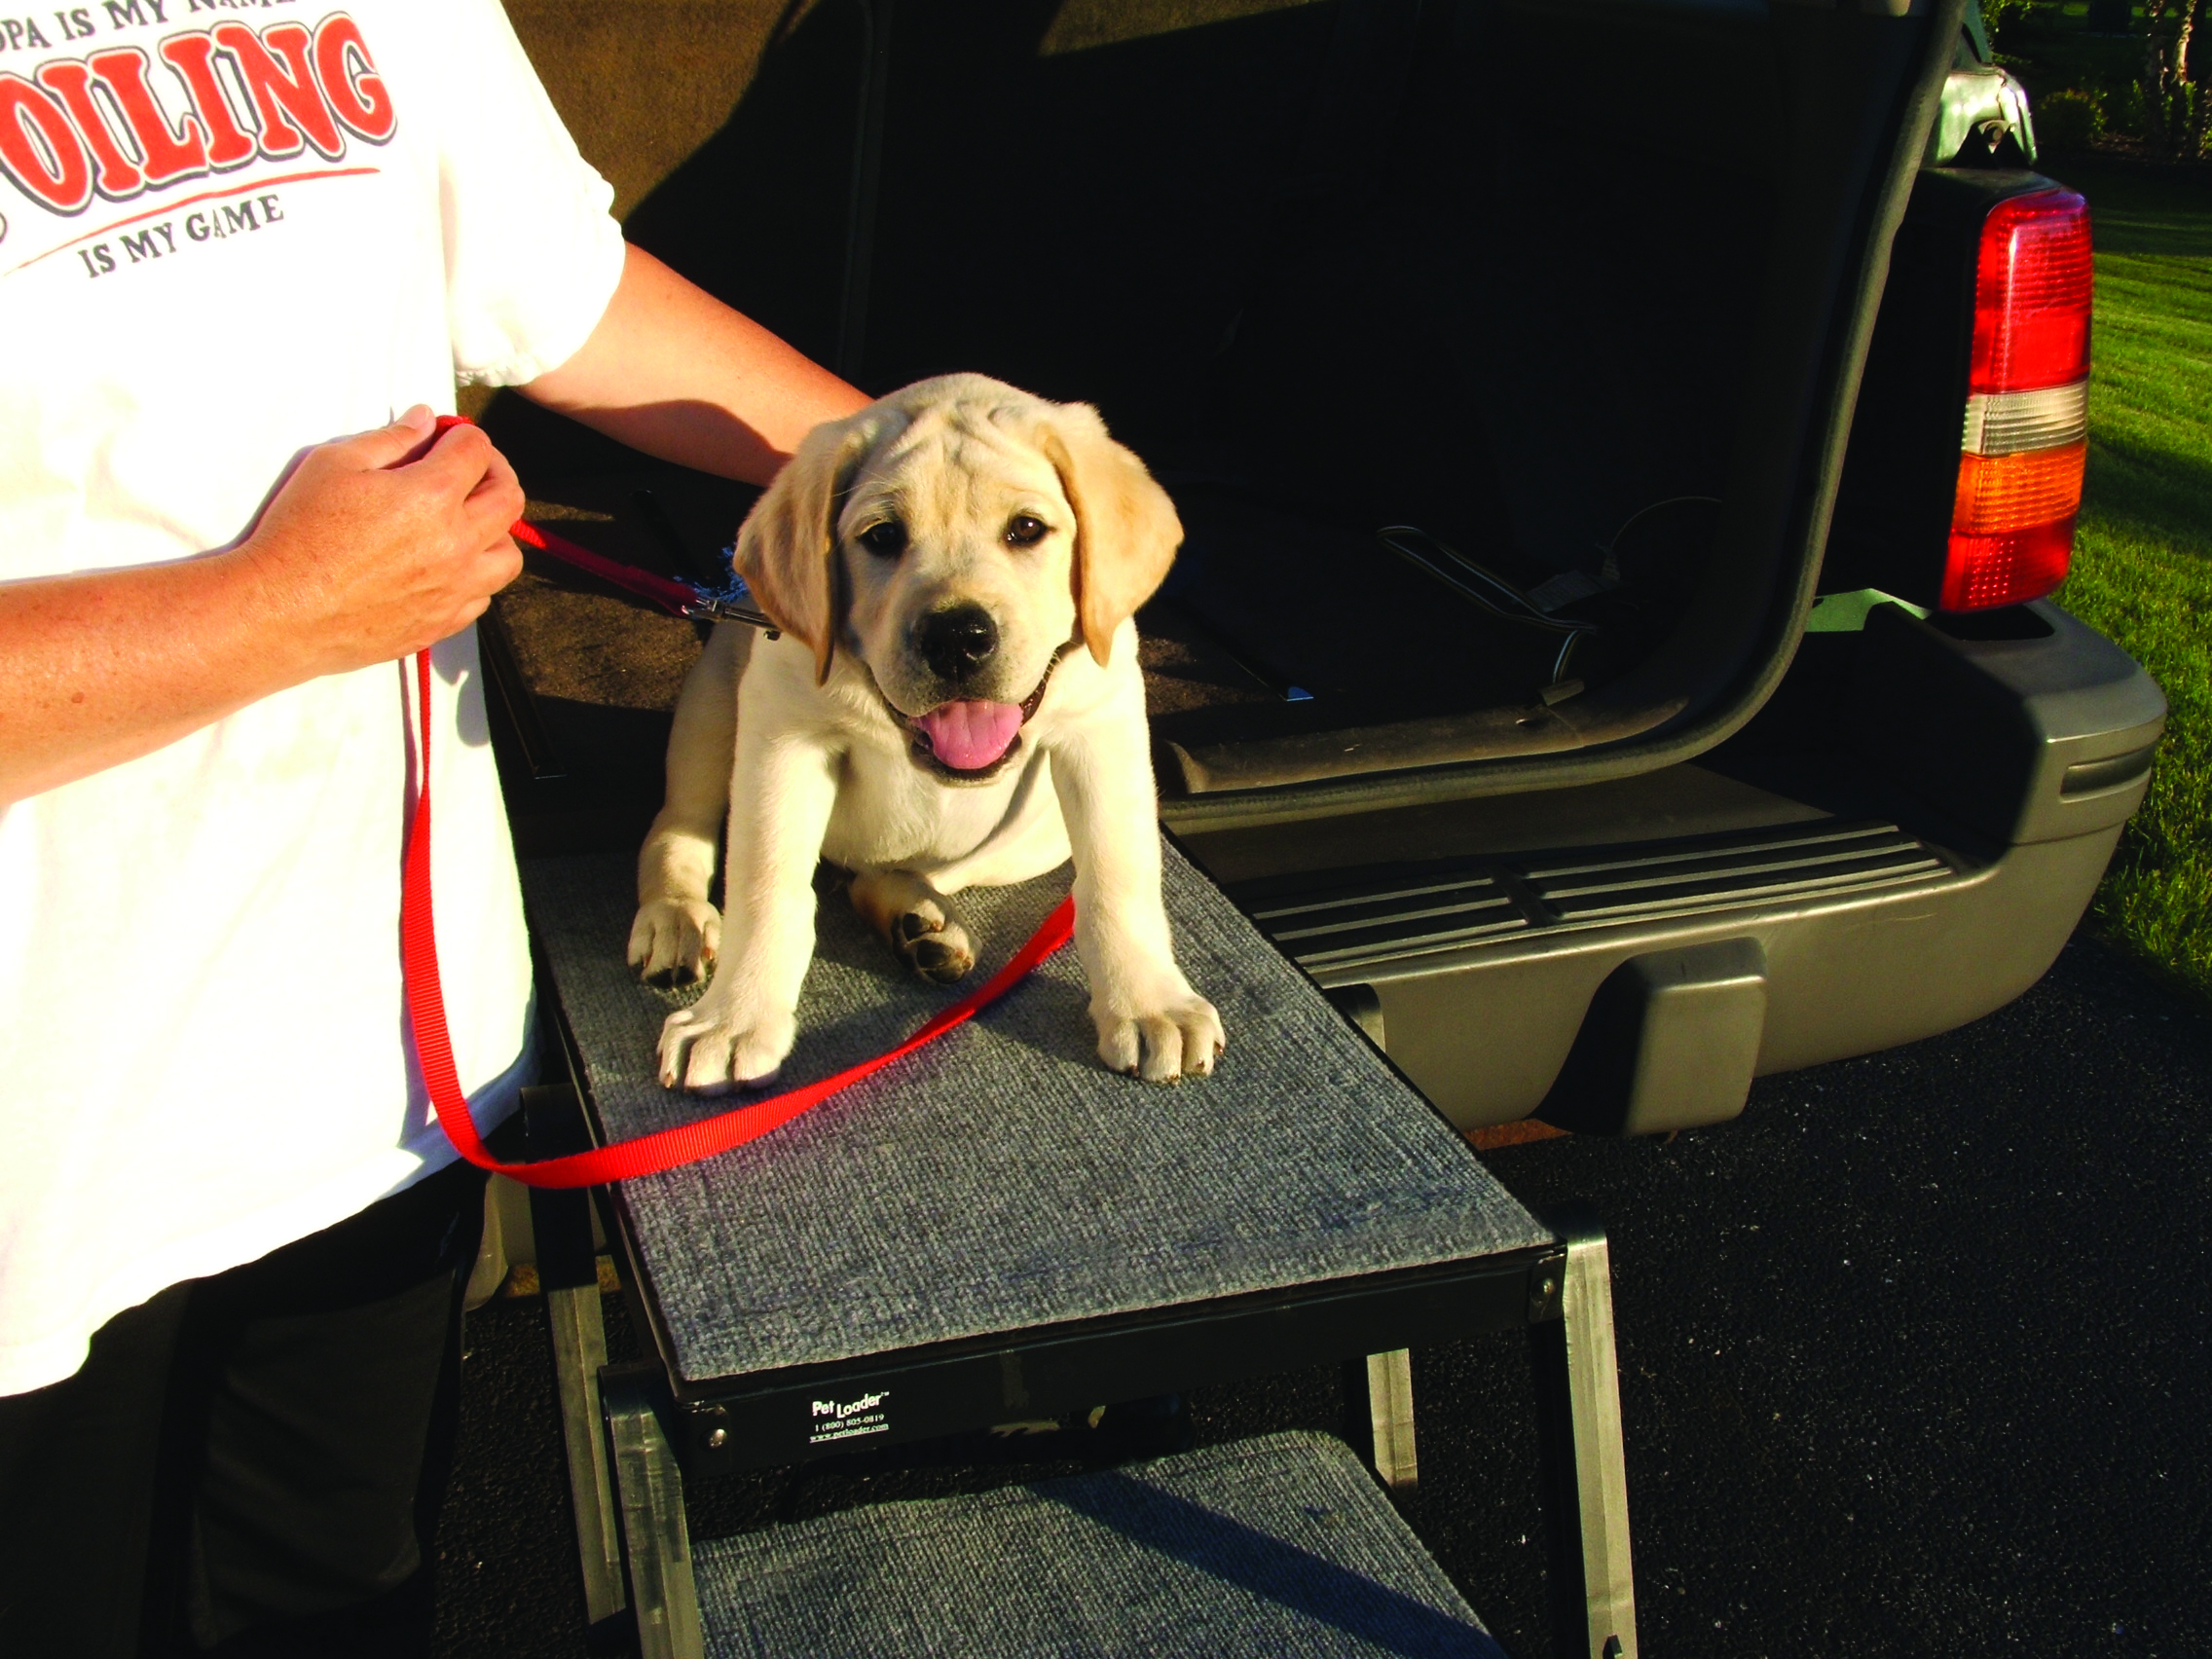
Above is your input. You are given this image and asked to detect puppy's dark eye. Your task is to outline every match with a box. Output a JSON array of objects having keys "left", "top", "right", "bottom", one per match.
[
  {"left": 857, "top": 520, "right": 906, "bottom": 558},
  {"left": 1005, "top": 514, "right": 1049, "bottom": 547}
]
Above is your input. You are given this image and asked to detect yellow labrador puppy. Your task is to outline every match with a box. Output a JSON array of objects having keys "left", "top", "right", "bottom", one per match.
[{"left": 630, "top": 374, "right": 1225, "bottom": 1091}]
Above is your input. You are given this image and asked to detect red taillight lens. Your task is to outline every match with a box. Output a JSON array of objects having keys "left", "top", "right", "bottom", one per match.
[
  {"left": 1941, "top": 189, "right": 2092, "bottom": 611},
  {"left": 1940, "top": 519, "right": 2076, "bottom": 611},
  {"left": 1969, "top": 189, "right": 2092, "bottom": 395}
]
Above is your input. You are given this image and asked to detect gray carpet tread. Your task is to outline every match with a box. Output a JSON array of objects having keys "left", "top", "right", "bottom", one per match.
[
  {"left": 692, "top": 1429, "right": 1504, "bottom": 1658},
  {"left": 522, "top": 842, "right": 1549, "bottom": 1383}
]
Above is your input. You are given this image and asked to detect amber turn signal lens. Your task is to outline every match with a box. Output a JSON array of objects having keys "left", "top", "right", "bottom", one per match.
[{"left": 1951, "top": 440, "right": 2087, "bottom": 535}]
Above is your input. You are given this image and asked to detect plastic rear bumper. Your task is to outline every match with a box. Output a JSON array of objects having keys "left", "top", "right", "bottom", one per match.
[
  {"left": 1177, "top": 601, "right": 2161, "bottom": 1134},
  {"left": 1243, "top": 823, "right": 2117, "bottom": 1133}
]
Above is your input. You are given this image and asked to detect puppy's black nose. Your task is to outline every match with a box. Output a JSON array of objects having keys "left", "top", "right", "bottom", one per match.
[{"left": 917, "top": 605, "right": 998, "bottom": 681}]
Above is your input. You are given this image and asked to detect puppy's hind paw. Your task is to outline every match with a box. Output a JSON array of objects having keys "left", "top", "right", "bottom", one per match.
[
  {"left": 628, "top": 899, "right": 722, "bottom": 988},
  {"left": 894, "top": 906, "right": 976, "bottom": 985},
  {"left": 1094, "top": 991, "right": 1226, "bottom": 1086},
  {"left": 851, "top": 872, "right": 977, "bottom": 985},
  {"left": 656, "top": 1000, "right": 795, "bottom": 1094}
]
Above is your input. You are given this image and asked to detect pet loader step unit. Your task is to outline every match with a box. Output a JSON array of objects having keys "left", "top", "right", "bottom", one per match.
[{"left": 517, "top": 839, "right": 1638, "bottom": 1659}]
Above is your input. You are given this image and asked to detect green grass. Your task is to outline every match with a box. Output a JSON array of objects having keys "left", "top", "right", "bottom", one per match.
[{"left": 2047, "top": 163, "right": 2212, "bottom": 998}]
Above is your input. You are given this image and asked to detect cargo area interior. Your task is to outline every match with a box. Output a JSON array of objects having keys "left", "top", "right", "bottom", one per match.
[{"left": 483, "top": 0, "right": 1926, "bottom": 835}]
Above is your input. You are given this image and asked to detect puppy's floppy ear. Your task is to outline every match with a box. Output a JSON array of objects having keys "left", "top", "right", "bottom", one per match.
[
  {"left": 1038, "top": 402, "right": 1183, "bottom": 668},
  {"left": 733, "top": 407, "right": 892, "bottom": 684}
]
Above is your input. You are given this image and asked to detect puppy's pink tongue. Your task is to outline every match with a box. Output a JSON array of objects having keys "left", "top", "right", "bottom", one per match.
[{"left": 917, "top": 700, "right": 1023, "bottom": 770}]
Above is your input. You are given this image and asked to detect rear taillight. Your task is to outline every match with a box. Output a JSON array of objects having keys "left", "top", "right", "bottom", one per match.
[{"left": 1942, "top": 188, "right": 2092, "bottom": 611}]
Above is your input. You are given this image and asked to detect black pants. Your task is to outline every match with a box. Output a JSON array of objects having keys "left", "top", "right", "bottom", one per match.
[{"left": 0, "top": 1160, "right": 486, "bottom": 1659}]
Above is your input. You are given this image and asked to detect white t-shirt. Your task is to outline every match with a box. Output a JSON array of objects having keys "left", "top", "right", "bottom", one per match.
[{"left": 0, "top": 0, "right": 626, "bottom": 1395}]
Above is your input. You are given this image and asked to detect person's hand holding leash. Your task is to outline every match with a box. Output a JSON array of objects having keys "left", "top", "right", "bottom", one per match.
[
  {"left": 240, "top": 405, "right": 526, "bottom": 676},
  {"left": 0, "top": 406, "right": 526, "bottom": 806}
]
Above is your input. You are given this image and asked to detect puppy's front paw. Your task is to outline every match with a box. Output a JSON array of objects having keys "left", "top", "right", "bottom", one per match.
[
  {"left": 1093, "top": 987, "right": 1226, "bottom": 1085},
  {"left": 628, "top": 899, "right": 722, "bottom": 988},
  {"left": 893, "top": 904, "right": 975, "bottom": 985},
  {"left": 656, "top": 998, "right": 796, "bottom": 1093}
]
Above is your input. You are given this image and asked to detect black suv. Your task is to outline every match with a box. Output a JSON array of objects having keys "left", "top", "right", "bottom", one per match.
[{"left": 481, "top": 0, "right": 2162, "bottom": 1139}]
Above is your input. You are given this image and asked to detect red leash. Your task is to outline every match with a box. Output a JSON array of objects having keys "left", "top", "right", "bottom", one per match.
[
  {"left": 432, "top": 412, "right": 771, "bottom": 626},
  {"left": 400, "top": 422, "right": 1076, "bottom": 1190},
  {"left": 507, "top": 518, "right": 705, "bottom": 618}
]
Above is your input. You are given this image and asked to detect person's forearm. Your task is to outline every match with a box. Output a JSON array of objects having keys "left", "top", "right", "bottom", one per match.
[
  {"left": 0, "top": 552, "right": 308, "bottom": 806},
  {"left": 517, "top": 245, "right": 872, "bottom": 484},
  {"left": 1, "top": 413, "right": 523, "bottom": 808}
]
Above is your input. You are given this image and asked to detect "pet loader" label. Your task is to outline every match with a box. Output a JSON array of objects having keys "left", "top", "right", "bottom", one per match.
[{"left": 806, "top": 1388, "right": 891, "bottom": 1446}]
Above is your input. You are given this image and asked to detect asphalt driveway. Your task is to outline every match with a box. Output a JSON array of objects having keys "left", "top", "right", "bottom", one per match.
[{"left": 434, "top": 929, "right": 2211, "bottom": 1658}]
